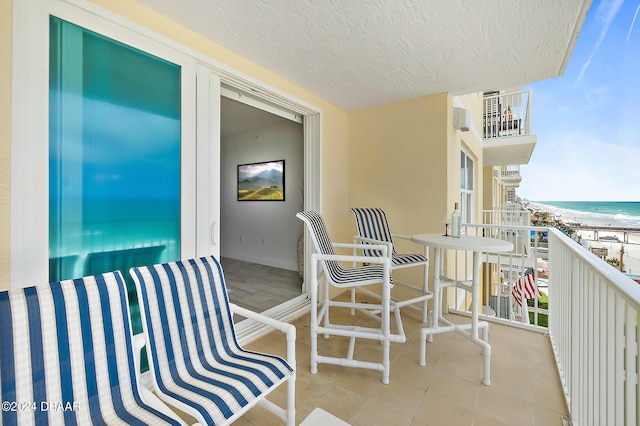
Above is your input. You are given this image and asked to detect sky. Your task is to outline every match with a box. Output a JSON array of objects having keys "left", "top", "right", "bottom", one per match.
[{"left": 518, "top": 0, "right": 640, "bottom": 202}]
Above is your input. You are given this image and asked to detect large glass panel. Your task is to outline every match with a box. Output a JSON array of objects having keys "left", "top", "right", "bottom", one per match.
[{"left": 49, "top": 17, "right": 181, "bottom": 347}]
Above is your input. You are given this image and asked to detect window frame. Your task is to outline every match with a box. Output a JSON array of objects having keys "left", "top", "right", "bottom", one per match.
[{"left": 460, "top": 150, "right": 475, "bottom": 225}]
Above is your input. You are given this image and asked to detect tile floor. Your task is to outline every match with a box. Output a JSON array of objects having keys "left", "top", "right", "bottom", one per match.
[
  {"left": 238, "top": 294, "right": 570, "bottom": 426},
  {"left": 221, "top": 257, "right": 303, "bottom": 313}
]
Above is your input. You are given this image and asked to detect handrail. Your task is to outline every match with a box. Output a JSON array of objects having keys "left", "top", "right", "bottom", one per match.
[
  {"left": 548, "top": 228, "right": 639, "bottom": 424},
  {"left": 548, "top": 227, "right": 640, "bottom": 305}
]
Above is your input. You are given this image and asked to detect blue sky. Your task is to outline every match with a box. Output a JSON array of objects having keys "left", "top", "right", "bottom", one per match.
[{"left": 519, "top": 0, "right": 640, "bottom": 201}]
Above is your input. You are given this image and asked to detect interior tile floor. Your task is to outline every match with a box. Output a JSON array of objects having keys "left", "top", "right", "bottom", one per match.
[
  {"left": 221, "top": 257, "right": 303, "bottom": 313},
  {"left": 238, "top": 293, "right": 569, "bottom": 426}
]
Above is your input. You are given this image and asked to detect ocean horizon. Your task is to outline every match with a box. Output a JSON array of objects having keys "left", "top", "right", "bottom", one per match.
[{"left": 527, "top": 200, "right": 640, "bottom": 228}]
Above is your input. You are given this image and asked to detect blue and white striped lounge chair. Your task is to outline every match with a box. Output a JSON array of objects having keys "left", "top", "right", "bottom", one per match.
[
  {"left": 0, "top": 271, "right": 184, "bottom": 425},
  {"left": 351, "top": 207, "right": 432, "bottom": 322},
  {"left": 297, "top": 210, "right": 405, "bottom": 384},
  {"left": 130, "top": 256, "right": 296, "bottom": 426}
]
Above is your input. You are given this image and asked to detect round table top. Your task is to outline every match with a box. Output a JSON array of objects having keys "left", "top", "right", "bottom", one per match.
[{"left": 411, "top": 233, "right": 513, "bottom": 253}]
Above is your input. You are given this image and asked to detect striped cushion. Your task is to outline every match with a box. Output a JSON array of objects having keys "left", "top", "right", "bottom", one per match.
[
  {"left": 392, "top": 253, "right": 428, "bottom": 266},
  {"left": 297, "top": 210, "right": 389, "bottom": 287},
  {"left": 131, "top": 256, "right": 294, "bottom": 425},
  {"left": 351, "top": 207, "right": 427, "bottom": 265},
  {"left": 0, "top": 272, "right": 182, "bottom": 426}
]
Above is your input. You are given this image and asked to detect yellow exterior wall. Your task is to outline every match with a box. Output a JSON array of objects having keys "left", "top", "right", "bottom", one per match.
[
  {"left": 483, "top": 166, "right": 498, "bottom": 211},
  {"left": 457, "top": 92, "right": 505, "bottom": 213},
  {"left": 455, "top": 92, "right": 485, "bottom": 222},
  {"left": 349, "top": 93, "right": 452, "bottom": 299},
  {"left": 0, "top": 0, "right": 12, "bottom": 290},
  {"left": 348, "top": 94, "right": 450, "bottom": 236}
]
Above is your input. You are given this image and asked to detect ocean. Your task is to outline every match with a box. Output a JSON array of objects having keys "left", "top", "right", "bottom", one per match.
[
  {"left": 49, "top": 198, "right": 180, "bottom": 282},
  {"left": 528, "top": 201, "right": 640, "bottom": 228}
]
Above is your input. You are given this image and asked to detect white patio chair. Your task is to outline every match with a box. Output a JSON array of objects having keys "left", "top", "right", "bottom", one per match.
[
  {"left": 351, "top": 207, "right": 432, "bottom": 322},
  {"left": 0, "top": 272, "right": 184, "bottom": 425},
  {"left": 297, "top": 210, "right": 405, "bottom": 384},
  {"left": 130, "top": 256, "right": 296, "bottom": 426}
]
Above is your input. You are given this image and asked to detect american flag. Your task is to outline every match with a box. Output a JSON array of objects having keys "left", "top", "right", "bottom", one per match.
[{"left": 512, "top": 267, "right": 539, "bottom": 307}]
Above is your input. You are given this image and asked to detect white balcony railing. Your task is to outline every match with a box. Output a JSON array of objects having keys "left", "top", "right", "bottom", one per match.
[
  {"left": 548, "top": 228, "right": 640, "bottom": 425},
  {"left": 483, "top": 90, "right": 532, "bottom": 139},
  {"left": 482, "top": 205, "right": 530, "bottom": 228},
  {"left": 458, "top": 223, "right": 547, "bottom": 328},
  {"left": 501, "top": 165, "right": 520, "bottom": 177},
  {"left": 446, "top": 219, "right": 640, "bottom": 424}
]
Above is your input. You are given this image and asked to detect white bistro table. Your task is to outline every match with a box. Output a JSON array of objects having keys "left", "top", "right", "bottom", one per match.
[{"left": 411, "top": 234, "right": 513, "bottom": 385}]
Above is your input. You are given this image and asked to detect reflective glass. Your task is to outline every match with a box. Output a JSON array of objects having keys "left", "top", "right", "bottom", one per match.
[{"left": 49, "top": 17, "right": 181, "bottom": 352}]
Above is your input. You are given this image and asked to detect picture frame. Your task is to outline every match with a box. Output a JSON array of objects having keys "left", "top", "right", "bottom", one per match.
[{"left": 237, "top": 160, "right": 285, "bottom": 201}]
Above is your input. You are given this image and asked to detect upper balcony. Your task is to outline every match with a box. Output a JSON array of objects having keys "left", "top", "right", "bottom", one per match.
[
  {"left": 499, "top": 165, "right": 523, "bottom": 188},
  {"left": 483, "top": 90, "right": 537, "bottom": 167}
]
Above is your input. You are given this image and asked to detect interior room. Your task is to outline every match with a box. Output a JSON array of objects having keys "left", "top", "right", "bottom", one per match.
[{"left": 220, "top": 95, "right": 304, "bottom": 313}]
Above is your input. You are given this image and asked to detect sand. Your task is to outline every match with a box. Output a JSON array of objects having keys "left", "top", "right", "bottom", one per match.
[
  {"left": 574, "top": 230, "right": 640, "bottom": 275},
  {"left": 527, "top": 202, "right": 640, "bottom": 275}
]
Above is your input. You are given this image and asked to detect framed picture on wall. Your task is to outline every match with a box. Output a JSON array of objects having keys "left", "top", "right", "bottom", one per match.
[{"left": 237, "top": 160, "right": 285, "bottom": 201}]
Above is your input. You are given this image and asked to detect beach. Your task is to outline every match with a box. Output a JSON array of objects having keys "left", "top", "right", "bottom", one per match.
[
  {"left": 527, "top": 201, "right": 640, "bottom": 275},
  {"left": 574, "top": 230, "right": 640, "bottom": 275}
]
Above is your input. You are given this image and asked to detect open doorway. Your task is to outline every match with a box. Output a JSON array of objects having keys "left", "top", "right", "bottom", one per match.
[{"left": 220, "top": 95, "right": 304, "bottom": 312}]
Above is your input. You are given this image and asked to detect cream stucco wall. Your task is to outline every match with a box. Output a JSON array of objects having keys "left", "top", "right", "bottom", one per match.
[
  {"left": 483, "top": 167, "right": 499, "bottom": 211},
  {"left": 348, "top": 94, "right": 450, "bottom": 237},
  {"left": 348, "top": 91, "right": 485, "bottom": 236},
  {"left": 0, "top": 0, "right": 12, "bottom": 289},
  {"left": 455, "top": 92, "right": 485, "bottom": 223},
  {"left": 349, "top": 93, "right": 456, "bottom": 298}
]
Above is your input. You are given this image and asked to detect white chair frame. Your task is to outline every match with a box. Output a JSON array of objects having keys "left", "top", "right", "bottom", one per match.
[
  {"left": 298, "top": 210, "right": 406, "bottom": 384},
  {"left": 350, "top": 207, "right": 432, "bottom": 322}
]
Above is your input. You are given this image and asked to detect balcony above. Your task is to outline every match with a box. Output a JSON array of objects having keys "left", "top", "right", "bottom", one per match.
[
  {"left": 483, "top": 90, "right": 537, "bottom": 166},
  {"left": 499, "top": 165, "right": 523, "bottom": 187},
  {"left": 484, "top": 135, "right": 537, "bottom": 166}
]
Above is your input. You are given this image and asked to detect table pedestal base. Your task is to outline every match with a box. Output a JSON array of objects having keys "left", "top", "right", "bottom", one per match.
[
  {"left": 419, "top": 316, "right": 491, "bottom": 385},
  {"left": 410, "top": 234, "right": 513, "bottom": 387}
]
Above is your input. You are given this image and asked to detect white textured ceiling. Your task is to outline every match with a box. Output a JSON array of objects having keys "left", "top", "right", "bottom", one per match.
[{"left": 138, "top": 0, "right": 591, "bottom": 111}]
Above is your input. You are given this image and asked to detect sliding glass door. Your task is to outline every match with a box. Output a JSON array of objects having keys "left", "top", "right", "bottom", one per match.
[
  {"left": 49, "top": 17, "right": 183, "bottom": 347},
  {"left": 49, "top": 17, "right": 182, "bottom": 277}
]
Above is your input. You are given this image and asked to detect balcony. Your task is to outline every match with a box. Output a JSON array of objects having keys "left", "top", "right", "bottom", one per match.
[
  {"left": 239, "top": 211, "right": 640, "bottom": 425},
  {"left": 483, "top": 90, "right": 537, "bottom": 167},
  {"left": 245, "top": 301, "right": 566, "bottom": 425},
  {"left": 450, "top": 219, "right": 640, "bottom": 424},
  {"left": 499, "top": 165, "right": 523, "bottom": 188}
]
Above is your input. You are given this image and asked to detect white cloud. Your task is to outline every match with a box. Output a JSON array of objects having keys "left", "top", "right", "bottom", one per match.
[
  {"left": 627, "top": 4, "right": 640, "bottom": 41},
  {"left": 575, "top": 0, "right": 624, "bottom": 87},
  {"left": 519, "top": 130, "right": 640, "bottom": 201}
]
